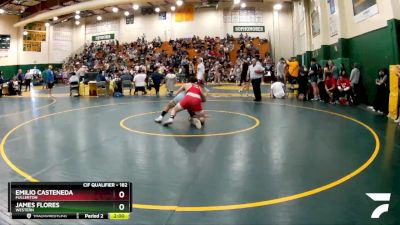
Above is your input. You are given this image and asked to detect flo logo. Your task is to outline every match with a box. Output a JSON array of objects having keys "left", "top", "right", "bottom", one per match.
[{"left": 366, "top": 193, "right": 391, "bottom": 219}]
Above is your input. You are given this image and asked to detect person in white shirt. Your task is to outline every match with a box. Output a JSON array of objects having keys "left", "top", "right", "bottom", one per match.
[
  {"left": 196, "top": 58, "right": 205, "bottom": 82},
  {"left": 24, "top": 70, "right": 33, "bottom": 92},
  {"left": 69, "top": 73, "right": 79, "bottom": 83},
  {"left": 275, "top": 58, "right": 285, "bottom": 81},
  {"left": 271, "top": 79, "right": 285, "bottom": 99},
  {"left": 247, "top": 58, "right": 264, "bottom": 101},
  {"left": 76, "top": 65, "right": 87, "bottom": 82},
  {"left": 213, "top": 61, "right": 222, "bottom": 85},
  {"left": 165, "top": 71, "right": 177, "bottom": 96},
  {"left": 68, "top": 72, "right": 80, "bottom": 96},
  {"left": 133, "top": 69, "right": 148, "bottom": 95}
]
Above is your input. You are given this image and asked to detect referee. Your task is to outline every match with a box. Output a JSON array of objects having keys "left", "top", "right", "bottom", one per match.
[{"left": 247, "top": 58, "right": 264, "bottom": 102}]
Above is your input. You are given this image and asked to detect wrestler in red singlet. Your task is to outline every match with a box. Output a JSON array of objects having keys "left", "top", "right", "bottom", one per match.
[
  {"left": 179, "top": 83, "right": 203, "bottom": 112},
  {"left": 163, "top": 80, "right": 206, "bottom": 129}
]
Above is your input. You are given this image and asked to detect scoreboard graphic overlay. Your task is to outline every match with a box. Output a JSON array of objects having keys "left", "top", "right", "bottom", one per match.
[{"left": 8, "top": 182, "right": 132, "bottom": 220}]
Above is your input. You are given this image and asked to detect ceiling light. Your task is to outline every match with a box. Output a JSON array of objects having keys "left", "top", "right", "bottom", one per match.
[
  {"left": 75, "top": 15, "right": 80, "bottom": 20},
  {"left": 176, "top": 0, "right": 183, "bottom": 6},
  {"left": 97, "top": 16, "right": 102, "bottom": 21},
  {"left": 124, "top": 11, "right": 130, "bottom": 16},
  {"left": 53, "top": 16, "right": 58, "bottom": 21},
  {"left": 155, "top": 7, "right": 160, "bottom": 13},
  {"left": 45, "top": 22, "right": 50, "bottom": 27},
  {"left": 112, "top": 7, "right": 119, "bottom": 13},
  {"left": 133, "top": 4, "right": 139, "bottom": 10},
  {"left": 23, "top": 31, "right": 28, "bottom": 36},
  {"left": 0, "top": 9, "right": 5, "bottom": 14},
  {"left": 234, "top": 0, "right": 240, "bottom": 4},
  {"left": 241, "top": 2, "right": 246, "bottom": 8},
  {"left": 171, "top": 6, "right": 176, "bottom": 11},
  {"left": 76, "top": 10, "right": 80, "bottom": 14},
  {"left": 75, "top": 20, "right": 80, "bottom": 25},
  {"left": 273, "top": 3, "right": 282, "bottom": 10}
]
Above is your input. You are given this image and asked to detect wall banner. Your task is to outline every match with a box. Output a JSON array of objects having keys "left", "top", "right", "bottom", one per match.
[{"left": 233, "top": 26, "right": 265, "bottom": 32}]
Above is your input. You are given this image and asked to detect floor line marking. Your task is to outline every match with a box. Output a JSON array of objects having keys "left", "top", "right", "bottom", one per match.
[{"left": 120, "top": 110, "right": 260, "bottom": 137}]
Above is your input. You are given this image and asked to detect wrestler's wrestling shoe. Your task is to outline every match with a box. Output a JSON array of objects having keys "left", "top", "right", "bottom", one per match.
[
  {"left": 154, "top": 115, "right": 163, "bottom": 123},
  {"left": 191, "top": 118, "right": 202, "bottom": 129},
  {"left": 163, "top": 117, "right": 174, "bottom": 126}
]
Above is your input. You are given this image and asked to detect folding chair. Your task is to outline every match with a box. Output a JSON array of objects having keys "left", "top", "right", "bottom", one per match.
[
  {"left": 70, "top": 81, "right": 79, "bottom": 96},
  {"left": 97, "top": 81, "right": 107, "bottom": 96},
  {"left": 122, "top": 80, "right": 133, "bottom": 95}
]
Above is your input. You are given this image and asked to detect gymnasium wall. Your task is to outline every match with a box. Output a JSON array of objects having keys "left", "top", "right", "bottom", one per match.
[
  {"left": 0, "top": 15, "right": 66, "bottom": 79},
  {"left": 293, "top": 0, "right": 400, "bottom": 104},
  {"left": 0, "top": 15, "right": 19, "bottom": 77},
  {"left": 78, "top": 5, "right": 294, "bottom": 59}
]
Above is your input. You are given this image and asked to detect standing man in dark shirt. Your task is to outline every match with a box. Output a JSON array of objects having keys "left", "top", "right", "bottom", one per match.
[
  {"left": 240, "top": 58, "right": 249, "bottom": 86},
  {"left": 151, "top": 67, "right": 164, "bottom": 97},
  {"left": 308, "top": 58, "right": 322, "bottom": 100},
  {"left": 16, "top": 69, "right": 24, "bottom": 95}
]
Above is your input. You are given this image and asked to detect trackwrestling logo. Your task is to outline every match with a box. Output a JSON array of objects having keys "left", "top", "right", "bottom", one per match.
[{"left": 366, "top": 193, "right": 391, "bottom": 219}]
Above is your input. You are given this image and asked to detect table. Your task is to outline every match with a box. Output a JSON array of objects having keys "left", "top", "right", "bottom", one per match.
[{"left": 78, "top": 81, "right": 113, "bottom": 97}]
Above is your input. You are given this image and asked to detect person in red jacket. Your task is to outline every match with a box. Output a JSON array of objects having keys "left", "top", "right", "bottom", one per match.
[
  {"left": 324, "top": 72, "right": 337, "bottom": 103},
  {"left": 337, "top": 74, "right": 354, "bottom": 104}
]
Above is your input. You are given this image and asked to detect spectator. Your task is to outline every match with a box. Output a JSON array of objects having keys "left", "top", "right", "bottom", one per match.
[
  {"left": 298, "top": 66, "right": 309, "bottom": 101},
  {"left": 234, "top": 58, "right": 242, "bottom": 85},
  {"left": 368, "top": 68, "right": 389, "bottom": 115},
  {"left": 271, "top": 78, "right": 285, "bottom": 99},
  {"left": 113, "top": 73, "right": 123, "bottom": 95},
  {"left": 133, "top": 69, "right": 148, "bottom": 95},
  {"left": 76, "top": 65, "right": 87, "bottom": 82},
  {"left": 8, "top": 78, "right": 17, "bottom": 96},
  {"left": 239, "top": 58, "right": 250, "bottom": 86},
  {"left": 286, "top": 57, "right": 299, "bottom": 84},
  {"left": 239, "top": 58, "right": 251, "bottom": 95},
  {"left": 196, "top": 58, "right": 205, "bottom": 83},
  {"left": 337, "top": 74, "right": 353, "bottom": 105},
  {"left": 248, "top": 58, "right": 264, "bottom": 102},
  {"left": 188, "top": 59, "right": 195, "bottom": 77},
  {"left": 16, "top": 69, "right": 24, "bottom": 95},
  {"left": 308, "top": 58, "right": 321, "bottom": 100},
  {"left": 276, "top": 58, "right": 285, "bottom": 82},
  {"left": 24, "top": 70, "right": 33, "bottom": 92},
  {"left": 328, "top": 59, "right": 339, "bottom": 80},
  {"left": 324, "top": 72, "right": 337, "bottom": 103},
  {"left": 165, "top": 70, "right": 177, "bottom": 96},
  {"left": 151, "top": 68, "right": 163, "bottom": 97},
  {"left": 339, "top": 63, "right": 347, "bottom": 77},
  {"left": 45, "top": 65, "right": 55, "bottom": 97},
  {"left": 212, "top": 61, "right": 222, "bottom": 85},
  {"left": 350, "top": 63, "right": 361, "bottom": 104},
  {"left": 323, "top": 63, "right": 330, "bottom": 80},
  {"left": 69, "top": 72, "right": 79, "bottom": 83},
  {"left": 318, "top": 63, "right": 331, "bottom": 101}
]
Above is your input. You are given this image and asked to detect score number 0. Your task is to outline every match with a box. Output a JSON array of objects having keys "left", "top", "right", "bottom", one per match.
[{"left": 118, "top": 191, "right": 125, "bottom": 211}]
